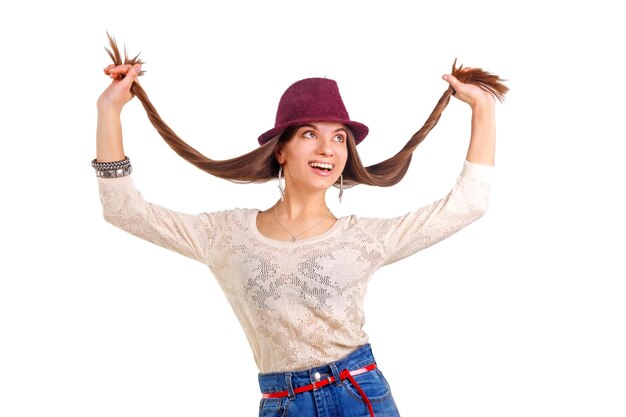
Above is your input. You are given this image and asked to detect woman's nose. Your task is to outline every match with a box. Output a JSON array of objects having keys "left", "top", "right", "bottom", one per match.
[{"left": 317, "top": 136, "right": 334, "bottom": 155}]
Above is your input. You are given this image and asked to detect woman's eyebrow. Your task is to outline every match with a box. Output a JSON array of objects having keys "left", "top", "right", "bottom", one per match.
[
  {"left": 299, "top": 123, "right": 347, "bottom": 133},
  {"left": 299, "top": 123, "right": 319, "bottom": 131}
]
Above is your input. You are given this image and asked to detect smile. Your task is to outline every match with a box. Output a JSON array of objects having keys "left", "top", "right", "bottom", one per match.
[{"left": 309, "top": 161, "right": 334, "bottom": 176}]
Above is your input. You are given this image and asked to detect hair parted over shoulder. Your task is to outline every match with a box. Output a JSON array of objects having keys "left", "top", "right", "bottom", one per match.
[{"left": 104, "top": 32, "right": 508, "bottom": 189}]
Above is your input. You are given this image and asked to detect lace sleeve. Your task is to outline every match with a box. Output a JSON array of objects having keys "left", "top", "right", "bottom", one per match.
[
  {"left": 361, "top": 160, "right": 493, "bottom": 267},
  {"left": 96, "top": 175, "right": 224, "bottom": 265}
]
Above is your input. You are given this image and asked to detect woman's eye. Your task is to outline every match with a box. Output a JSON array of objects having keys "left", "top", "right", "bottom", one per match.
[
  {"left": 303, "top": 131, "right": 316, "bottom": 138},
  {"left": 334, "top": 135, "right": 345, "bottom": 142}
]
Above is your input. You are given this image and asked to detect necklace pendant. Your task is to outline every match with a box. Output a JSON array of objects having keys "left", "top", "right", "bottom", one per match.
[{"left": 291, "top": 236, "right": 296, "bottom": 243}]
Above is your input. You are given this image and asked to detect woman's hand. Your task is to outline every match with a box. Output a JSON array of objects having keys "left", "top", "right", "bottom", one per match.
[
  {"left": 442, "top": 67, "right": 495, "bottom": 110},
  {"left": 441, "top": 67, "right": 496, "bottom": 165},
  {"left": 97, "top": 63, "right": 142, "bottom": 114}
]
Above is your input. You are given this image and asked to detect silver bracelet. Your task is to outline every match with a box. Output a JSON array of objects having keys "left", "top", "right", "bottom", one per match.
[{"left": 92, "top": 156, "right": 133, "bottom": 178}]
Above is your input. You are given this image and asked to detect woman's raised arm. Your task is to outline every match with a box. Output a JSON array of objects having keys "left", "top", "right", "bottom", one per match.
[
  {"left": 95, "top": 63, "right": 142, "bottom": 162},
  {"left": 93, "top": 63, "right": 225, "bottom": 266},
  {"left": 442, "top": 68, "right": 496, "bottom": 166}
]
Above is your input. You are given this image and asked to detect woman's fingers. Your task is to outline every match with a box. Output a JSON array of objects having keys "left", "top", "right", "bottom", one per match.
[
  {"left": 442, "top": 73, "right": 461, "bottom": 91},
  {"left": 119, "top": 64, "right": 142, "bottom": 88},
  {"left": 102, "top": 63, "right": 142, "bottom": 88},
  {"left": 442, "top": 72, "right": 494, "bottom": 108},
  {"left": 105, "top": 64, "right": 134, "bottom": 79}
]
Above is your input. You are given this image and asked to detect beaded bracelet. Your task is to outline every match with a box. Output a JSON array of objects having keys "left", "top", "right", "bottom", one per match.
[{"left": 91, "top": 156, "right": 133, "bottom": 178}]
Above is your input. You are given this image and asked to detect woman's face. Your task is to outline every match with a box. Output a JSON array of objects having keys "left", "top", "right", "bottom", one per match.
[{"left": 276, "top": 122, "right": 348, "bottom": 194}]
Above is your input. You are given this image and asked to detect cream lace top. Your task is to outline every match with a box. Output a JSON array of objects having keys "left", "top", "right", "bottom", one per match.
[{"left": 96, "top": 159, "right": 493, "bottom": 373}]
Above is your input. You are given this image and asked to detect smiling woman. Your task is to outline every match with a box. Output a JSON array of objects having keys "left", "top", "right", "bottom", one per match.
[
  {"left": 277, "top": 123, "right": 348, "bottom": 188},
  {"left": 94, "top": 34, "right": 507, "bottom": 416},
  {"left": 258, "top": 121, "right": 350, "bottom": 242}
]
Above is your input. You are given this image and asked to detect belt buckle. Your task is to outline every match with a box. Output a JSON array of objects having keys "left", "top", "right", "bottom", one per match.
[{"left": 312, "top": 376, "right": 332, "bottom": 391}]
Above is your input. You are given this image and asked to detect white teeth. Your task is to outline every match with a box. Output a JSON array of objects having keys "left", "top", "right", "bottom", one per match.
[{"left": 309, "top": 162, "right": 334, "bottom": 170}]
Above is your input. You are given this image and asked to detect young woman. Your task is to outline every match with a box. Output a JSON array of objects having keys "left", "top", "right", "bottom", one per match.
[{"left": 95, "top": 38, "right": 504, "bottom": 417}]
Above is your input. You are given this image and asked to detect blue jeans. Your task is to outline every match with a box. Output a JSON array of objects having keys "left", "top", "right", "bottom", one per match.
[{"left": 258, "top": 344, "right": 401, "bottom": 416}]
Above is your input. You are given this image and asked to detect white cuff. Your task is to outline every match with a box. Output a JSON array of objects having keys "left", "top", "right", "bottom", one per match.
[{"left": 460, "top": 159, "right": 494, "bottom": 182}]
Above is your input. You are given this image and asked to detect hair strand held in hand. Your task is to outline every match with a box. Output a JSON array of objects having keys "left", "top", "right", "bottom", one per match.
[{"left": 104, "top": 34, "right": 509, "bottom": 188}]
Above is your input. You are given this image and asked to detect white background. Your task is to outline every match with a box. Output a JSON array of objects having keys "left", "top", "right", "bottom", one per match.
[{"left": 1, "top": 1, "right": 624, "bottom": 416}]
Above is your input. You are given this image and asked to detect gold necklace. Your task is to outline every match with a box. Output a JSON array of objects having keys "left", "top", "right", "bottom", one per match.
[{"left": 273, "top": 203, "right": 332, "bottom": 242}]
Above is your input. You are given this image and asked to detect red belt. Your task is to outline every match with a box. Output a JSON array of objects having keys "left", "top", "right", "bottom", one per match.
[{"left": 262, "top": 363, "right": 377, "bottom": 417}]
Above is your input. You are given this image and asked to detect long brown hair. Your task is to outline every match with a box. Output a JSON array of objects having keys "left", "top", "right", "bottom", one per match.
[{"left": 104, "top": 33, "right": 508, "bottom": 189}]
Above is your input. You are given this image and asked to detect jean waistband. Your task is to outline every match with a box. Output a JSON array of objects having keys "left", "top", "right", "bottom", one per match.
[{"left": 258, "top": 344, "right": 376, "bottom": 394}]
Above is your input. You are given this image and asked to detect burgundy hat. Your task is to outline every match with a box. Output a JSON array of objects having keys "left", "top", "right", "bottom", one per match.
[{"left": 258, "top": 77, "right": 369, "bottom": 145}]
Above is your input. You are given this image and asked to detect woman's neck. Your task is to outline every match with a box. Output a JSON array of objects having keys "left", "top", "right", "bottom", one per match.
[
  {"left": 273, "top": 189, "right": 331, "bottom": 220},
  {"left": 256, "top": 187, "right": 337, "bottom": 242}
]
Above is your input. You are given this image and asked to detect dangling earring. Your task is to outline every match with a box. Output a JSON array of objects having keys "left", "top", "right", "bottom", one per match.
[
  {"left": 277, "top": 165, "right": 285, "bottom": 201},
  {"left": 338, "top": 174, "right": 344, "bottom": 203}
]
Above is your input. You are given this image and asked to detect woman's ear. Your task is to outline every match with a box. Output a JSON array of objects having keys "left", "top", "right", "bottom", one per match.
[{"left": 275, "top": 146, "right": 285, "bottom": 165}]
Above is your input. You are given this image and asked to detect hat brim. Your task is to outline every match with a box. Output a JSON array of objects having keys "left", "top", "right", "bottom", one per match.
[{"left": 258, "top": 118, "right": 369, "bottom": 146}]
